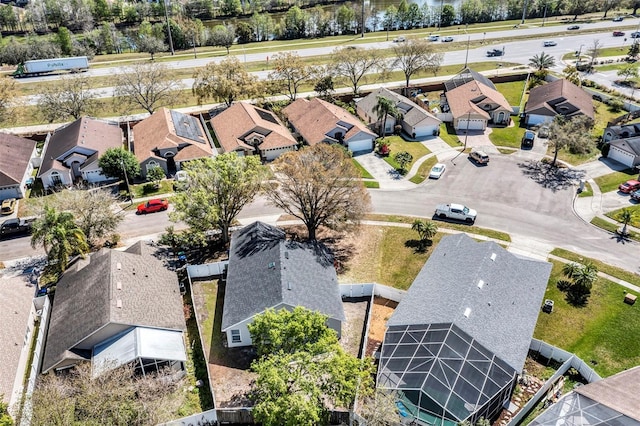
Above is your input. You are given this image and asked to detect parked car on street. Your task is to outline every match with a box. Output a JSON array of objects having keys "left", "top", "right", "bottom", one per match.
[
  {"left": 469, "top": 149, "right": 490, "bottom": 164},
  {"left": 632, "top": 32, "right": 640, "bottom": 38},
  {"left": 1, "top": 198, "right": 16, "bottom": 215},
  {"left": 543, "top": 40, "right": 557, "bottom": 47},
  {"left": 137, "top": 198, "right": 169, "bottom": 214},
  {"left": 567, "top": 25, "right": 580, "bottom": 30},
  {"left": 613, "top": 31, "right": 625, "bottom": 37},
  {"left": 441, "top": 36, "right": 454, "bottom": 42},
  {"left": 619, "top": 180, "right": 640, "bottom": 193},
  {"left": 429, "top": 163, "right": 446, "bottom": 179},
  {"left": 435, "top": 203, "right": 477, "bottom": 224},
  {"left": 486, "top": 48, "right": 504, "bottom": 57},
  {"left": 522, "top": 130, "right": 536, "bottom": 148}
]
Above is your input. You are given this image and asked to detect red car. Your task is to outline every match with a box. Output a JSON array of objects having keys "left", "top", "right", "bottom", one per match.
[
  {"left": 613, "top": 31, "right": 625, "bottom": 37},
  {"left": 618, "top": 180, "right": 640, "bottom": 193},
  {"left": 137, "top": 199, "right": 169, "bottom": 214}
]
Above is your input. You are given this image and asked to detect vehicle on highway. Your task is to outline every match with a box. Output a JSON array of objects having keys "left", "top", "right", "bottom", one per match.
[
  {"left": 12, "top": 56, "right": 89, "bottom": 78},
  {"left": 631, "top": 189, "right": 640, "bottom": 202},
  {"left": 435, "top": 203, "right": 477, "bottom": 224},
  {"left": 393, "top": 36, "right": 406, "bottom": 42},
  {"left": 486, "top": 48, "right": 504, "bottom": 57},
  {"left": 522, "top": 130, "right": 535, "bottom": 148},
  {"left": 619, "top": 180, "right": 640, "bottom": 193},
  {"left": 137, "top": 198, "right": 169, "bottom": 214},
  {"left": 543, "top": 40, "right": 557, "bottom": 47},
  {"left": 632, "top": 32, "right": 640, "bottom": 38},
  {"left": 0, "top": 217, "right": 35, "bottom": 238},
  {"left": 1, "top": 198, "right": 16, "bottom": 215},
  {"left": 428, "top": 35, "right": 440, "bottom": 41},
  {"left": 613, "top": 16, "right": 624, "bottom": 22},
  {"left": 469, "top": 149, "right": 490, "bottom": 164},
  {"left": 567, "top": 25, "right": 580, "bottom": 30},
  {"left": 429, "top": 163, "right": 446, "bottom": 179},
  {"left": 613, "top": 31, "right": 625, "bottom": 37},
  {"left": 441, "top": 36, "right": 454, "bottom": 42}
]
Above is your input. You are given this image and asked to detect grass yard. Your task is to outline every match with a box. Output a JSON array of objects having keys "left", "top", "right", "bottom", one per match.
[
  {"left": 589, "top": 217, "right": 640, "bottom": 242},
  {"left": 439, "top": 123, "right": 462, "bottom": 147},
  {"left": 364, "top": 181, "right": 380, "bottom": 188},
  {"left": 592, "top": 101, "right": 624, "bottom": 137},
  {"left": 488, "top": 115, "right": 526, "bottom": 148},
  {"left": 380, "top": 136, "right": 430, "bottom": 172},
  {"left": 353, "top": 159, "right": 374, "bottom": 179},
  {"left": 533, "top": 260, "right": 640, "bottom": 377},
  {"left": 409, "top": 156, "right": 439, "bottom": 184},
  {"left": 494, "top": 80, "right": 526, "bottom": 106},
  {"left": 130, "top": 180, "right": 175, "bottom": 198},
  {"left": 578, "top": 181, "right": 593, "bottom": 197},
  {"left": 605, "top": 204, "right": 640, "bottom": 228},
  {"left": 593, "top": 169, "right": 638, "bottom": 193},
  {"left": 550, "top": 248, "right": 640, "bottom": 287}
]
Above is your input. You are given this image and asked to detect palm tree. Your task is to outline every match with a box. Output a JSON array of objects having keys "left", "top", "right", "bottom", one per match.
[
  {"left": 372, "top": 96, "right": 399, "bottom": 137},
  {"left": 529, "top": 52, "right": 556, "bottom": 71},
  {"left": 619, "top": 208, "right": 636, "bottom": 236},
  {"left": 31, "top": 205, "right": 89, "bottom": 276},
  {"left": 411, "top": 219, "right": 438, "bottom": 248}
]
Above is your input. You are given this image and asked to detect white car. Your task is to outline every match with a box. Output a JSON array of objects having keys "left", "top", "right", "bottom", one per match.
[
  {"left": 393, "top": 36, "right": 406, "bottom": 43},
  {"left": 429, "top": 163, "right": 446, "bottom": 179},
  {"left": 428, "top": 35, "right": 440, "bottom": 41},
  {"left": 543, "top": 40, "right": 557, "bottom": 47}
]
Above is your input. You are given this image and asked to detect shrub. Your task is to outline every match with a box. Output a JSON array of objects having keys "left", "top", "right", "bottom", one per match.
[{"left": 607, "top": 98, "right": 624, "bottom": 113}]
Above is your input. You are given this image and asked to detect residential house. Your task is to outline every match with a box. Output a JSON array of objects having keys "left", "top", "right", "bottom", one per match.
[
  {"left": 211, "top": 102, "right": 297, "bottom": 161},
  {"left": 602, "top": 123, "right": 640, "bottom": 168},
  {"left": 0, "top": 133, "right": 37, "bottom": 200},
  {"left": 524, "top": 78, "right": 595, "bottom": 127},
  {"left": 443, "top": 68, "right": 512, "bottom": 130},
  {"left": 530, "top": 365, "right": 640, "bottom": 426},
  {"left": 284, "top": 98, "right": 378, "bottom": 152},
  {"left": 132, "top": 108, "right": 215, "bottom": 178},
  {"left": 221, "top": 221, "right": 345, "bottom": 348},
  {"left": 38, "top": 117, "right": 124, "bottom": 190},
  {"left": 377, "top": 233, "right": 552, "bottom": 426},
  {"left": 356, "top": 87, "right": 441, "bottom": 138},
  {"left": 41, "top": 241, "right": 187, "bottom": 376}
]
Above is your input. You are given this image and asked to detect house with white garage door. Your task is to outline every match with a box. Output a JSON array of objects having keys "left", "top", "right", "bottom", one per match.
[
  {"left": 356, "top": 87, "right": 441, "bottom": 138},
  {"left": 443, "top": 68, "right": 512, "bottom": 131},
  {"left": 284, "top": 97, "right": 377, "bottom": 153},
  {"left": 602, "top": 123, "right": 640, "bottom": 168}
]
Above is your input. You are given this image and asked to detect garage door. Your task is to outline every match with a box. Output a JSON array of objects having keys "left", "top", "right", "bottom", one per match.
[
  {"left": 608, "top": 146, "right": 634, "bottom": 168},
  {"left": 414, "top": 125, "right": 439, "bottom": 138},
  {"left": 457, "top": 119, "right": 485, "bottom": 130},
  {"left": 348, "top": 138, "right": 373, "bottom": 153}
]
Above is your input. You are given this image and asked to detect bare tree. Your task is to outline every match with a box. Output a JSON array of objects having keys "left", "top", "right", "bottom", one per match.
[
  {"left": 268, "top": 52, "right": 311, "bottom": 100},
  {"left": 38, "top": 75, "right": 97, "bottom": 122},
  {"left": 113, "top": 62, "right": 181, "bottom": 114},
  {"left": 393, "top": 39, "right": 444, "bottom": 88},
  {"left": 192, "top": 56, "right": 261, "bottom": 106},
  {"left": 359, "top": 389, "right": 403, "bottom": 426},
  {"left": 264, "top": 144, "right": 371, "bottom": 240},
  {"left": 589, "top": 39, "right": 603, "bottom": 67},
  {"left": 137, "top": 34, "right": 167, "bottom": 60},
  {"left": 331, "top": 47, "right": 386, "bottom": 94},
  {"left": 0, "top": 77, "right": 20, "bottom": 125}
]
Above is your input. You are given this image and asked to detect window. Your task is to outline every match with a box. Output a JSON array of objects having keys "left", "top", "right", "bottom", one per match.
[{"left": 231, "top": 329, "right": 241, "bottom": 343}]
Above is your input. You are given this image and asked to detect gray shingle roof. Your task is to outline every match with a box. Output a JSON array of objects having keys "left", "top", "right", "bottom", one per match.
[
  {"left": 42, "top": 242, "right": 185, "bottom": 373},
  {"left": 221, "top": 221, "right": 345, "bottom": 330},
  {"left": 444, "top": 67, "right": 496, "bottom": 92},
  {"left": 610, "top": 137, "right": 640, "bottom": 156},
  {"left": 356, "top": 88, "right": 440, "bottom": 127},
  {"left": 387, "top": 233, "right": 551, "bottom": 372}
]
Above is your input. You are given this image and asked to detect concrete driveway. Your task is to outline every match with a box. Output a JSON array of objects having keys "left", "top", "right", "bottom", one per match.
[{"left": 353, "top": 152, "right": 414, "bottom": 190}]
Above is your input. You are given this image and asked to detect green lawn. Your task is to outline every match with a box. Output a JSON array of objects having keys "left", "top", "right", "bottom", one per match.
[
  {"left": 593, "top": 169, "right": 638, "bottom": 193},
  {"left": 578, "top": 181, "right": 593, "bottom": 197},
  {"left": 533, "top": 260, "right": 640, "bottom": 377},
  {"left": 589, "top": 217, "right": 640, "bottom": 242},
  {"left": 439, "top": 123, "right": 462, "bottom": 148},
  {"left": 409, "top": 156, "right": 439, "bottom": 184},
  {"left": 605, "top": 204, "right": 640, "bottom": 228},
  {"left": 488, "top": 115, "right": 525, "bottom": 148},
  {"left": 380, "top": 136, "right": 430, "bottom": 172},
  {"left": 364, "top": 180, "right": 380, "bottom": 188},
  {"left": 352, "top": 158, "right": 374, "bottom": 179},
  {"left": 550, "top": 248, "right": 640, "bottom": 286},
  {"left": 494, "top": 80, "right": 526, "bottom": 106},
  {"left": 130, "top": 180, "right": 175, "bottom": 198},
  {"left": 592, "top": 100, "right": 624, "bottom": 137}
]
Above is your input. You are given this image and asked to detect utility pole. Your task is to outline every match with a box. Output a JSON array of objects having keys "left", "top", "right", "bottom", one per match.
[
  {"left": 521, "top": 0, "right": 529, "bottom": 25},
  {"left": 361, "top": 0, "right": 365, "bottom": 38},
  {"left": 542, "top": 3, "right": 548, "bottom": 27},
  {"left": 464, "top": 36, "right": 471, "bottom": 68},
  {"left": 164, "top": 0, "right": 175, "bottom": 55}
]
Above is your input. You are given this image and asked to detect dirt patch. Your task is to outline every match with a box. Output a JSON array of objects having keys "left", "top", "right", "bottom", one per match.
[
  {"left": 340, "top": 299, "right": 369, "bottom": 357},
  {"left": 365, "top": 297, "right": 398, "bottom": 357}
]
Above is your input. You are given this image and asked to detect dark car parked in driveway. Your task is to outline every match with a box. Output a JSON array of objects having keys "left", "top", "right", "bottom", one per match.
[{"left": 522, "top": 130, "right": 535, "bottom": 148}]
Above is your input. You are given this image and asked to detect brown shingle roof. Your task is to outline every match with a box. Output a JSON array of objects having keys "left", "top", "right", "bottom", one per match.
[
  {"left": 525, "top": 79, "right": 595, "bottom": 120},
  {"left": 132, "top": 108, "right": 213, "bottom": 163},
  {"left": 0, "top": 132, "right": 36, "bottom": 186},
  {"left": 575, "top": 365, "right": 640, "bottom": 421},
  {"left": 42, "top": 242, "right": 185, "bottom": 373},
  {"left": 38, "top": 117, "right": 123, "bottom": 177},
  {"left": 211, "top": 102, "right": 297, "bottom": 153},
  {"left": 446, "top": 80, "right": 511, "bottom": 119},
  {"left": 283, "top": 98, "right": 376, "bottom": 145}
]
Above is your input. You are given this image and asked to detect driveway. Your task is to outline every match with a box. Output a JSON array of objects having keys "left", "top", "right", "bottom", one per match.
[{"left": 353, "top": 152, "right": 414, "bottom": 190}]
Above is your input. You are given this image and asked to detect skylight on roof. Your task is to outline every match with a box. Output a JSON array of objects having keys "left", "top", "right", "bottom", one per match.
[{"left": 477, "top": 280, "right": 484, "bottom": 289}]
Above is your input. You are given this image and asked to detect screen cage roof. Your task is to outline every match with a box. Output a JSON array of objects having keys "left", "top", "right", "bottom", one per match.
[
  {"left": 529, "top": 393, "right": 640, "bottom": 426},
  {"left": 378, "top": 323, "right": 516, "bottom": 423}
]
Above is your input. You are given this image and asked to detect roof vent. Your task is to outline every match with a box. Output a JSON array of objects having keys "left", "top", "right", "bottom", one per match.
[
  {"left": 268, "top": 262, "right": 276, "bottom": 269},
  {"left": 477, "top": 280, "right": 484, "bottom": 289},
  {"left": 490, "top": 253, "right": 497, "bottom": 261},
  {"left": 116, "top": 281, "right": 122, "bottom": 290},
  {"left": 463, "top": 307, "right": 471, "bottom": 318},
  {"left": 116, "top": 299, "right": 122, "bottom": 308},
  {"left": 116, "top": 262, "right": 121, "bottom": 270},
  {"left": 285, "top": 251, "right": 289, "bottom": 259},
  {"left": 287, "top": 281, "right": 292, "bottom": 290}
]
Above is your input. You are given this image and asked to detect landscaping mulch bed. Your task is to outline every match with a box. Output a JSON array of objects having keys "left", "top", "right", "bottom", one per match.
[{"left": 365, "top": 297, "right": 398, "bottom": 357}]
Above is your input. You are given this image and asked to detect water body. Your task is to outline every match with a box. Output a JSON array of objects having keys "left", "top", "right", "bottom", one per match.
[{"left": 370, "top": 0, "right": 460, "bottom": 10}]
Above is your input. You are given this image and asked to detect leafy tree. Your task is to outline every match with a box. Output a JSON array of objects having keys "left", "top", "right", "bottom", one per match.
[
  {"left": 264, "top": 144, "right": 370, "bottom": 240},
  {"left": 98, "top": 147, "right": 141, "bottom": 182},
  {"left": 248, "top": 307, "right": 339, "bottom": 357},
  {"left": 393, "top": 39, "right": 444, "bottom": 87},
  {"left": 113, "top": 62, "right": 180, "bottom": 114},
  {"left": 146, "top": 165, "right": 166, "bottom": 188},
  {"left": 235, "top": 21, "right": 254, "bottom": 43},
  {"left": 169, "top": 154, "right": 265, "bottom": 243},
  {"left": 529, "top": 52, "right": 556, "bottom": 71},
  {"left": 628, "top": 40, "right": 640, "bottom": 59},
  {"left": 31, "top": 206, "right": 89, "bottom": 277},
  {"left": 56, "top": 26, "right": 73, "bottom": 55},
  {"left": 92, "top": 0, "right": 111, "bottom": 23},
  {"left": 394, "top": 151, "right": 413, "bottom": 173},
  {"left": 563, "top": 65, "right": 581, "bottom": 86},
  {"left": 618, "top": 65, "right": 638, "bottom": 82},
  {"left": 440, "top": 4, "right": 455, "bottom": 26},
  {"left": 411, "top": 219, "right": 438, "bottom": 249},
  {"left": 38, "top": 75, "right": 97, "bottom": 122},
  {"left": 335, "top": 4, "right": 355, "bottom": 33},
  {"left": 210, "top": 24, "right": 235, "bottom": 54},
  {"left": 280, "top": 6, "right": 307, "bottom": 39},
  {"left": 546, "top": 115, "right": 594, "bottom": 166},
  {"left": 268, "top": 52, "right": 311, "bottom": 101},
  {"left": 0, "top": 78, "right": 18, "bottom": 125},
  {"left": 192, "top": 57, "right": 260, "bottom": 107},
  {"left": 136, "top": 34, "right": 166, "bottom": 60},
  {"left": 372, "top": 96, "right": 399, "bottom": 137},
  {"left": 314, "top": 75, "right": 335, "bottom": 99},
  {"left": 0, "top": 396, "right": 12, "bottom": 426},
  {"left": 331, "top": 47, "right": 386, "bottom": 94},
  {"left": 220, "top": 0, "right": 242, "bottom": 16}
]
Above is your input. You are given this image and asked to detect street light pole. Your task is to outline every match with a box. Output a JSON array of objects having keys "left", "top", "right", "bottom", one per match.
[
  {"left": 463, "top": 110, "right": 471, "bottom": 150},
  {"left": 541, "top": 3, "right": 548, "bottom": 27},
  {"left": 164, "top": 0, "right": 175, "bottom": 55},
  {"left": 464, "top": 36, "right": 471, "bottom": 68},
  {"left": 361, "top": 0, "right": 365, "bottom": 38},
  {"left": 121, "top": 159, "right": 132, "bottom": 203},
  {"left": 521, "top": 0, "right": 528, "bottom": 25}
]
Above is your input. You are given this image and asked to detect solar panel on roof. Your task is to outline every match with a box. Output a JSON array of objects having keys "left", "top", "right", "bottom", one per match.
[
  {"left": 255, "top": 108, "right": 279, "bottom": 125},
  {"left": 170, "top": 110, "right": 205, "bottom": 144}
]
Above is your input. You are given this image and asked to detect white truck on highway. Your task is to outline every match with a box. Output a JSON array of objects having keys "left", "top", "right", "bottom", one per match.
[
  {"left": 435, "top": 203, "right": 477, "bottom": 223},
  {"left": 12, "top": 56, "right": 89, "bottom": 78}
]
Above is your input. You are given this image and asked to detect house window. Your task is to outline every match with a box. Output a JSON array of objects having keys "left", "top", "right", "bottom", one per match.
[
  {"left": 51, "top": 171, "right": 62, "bottom": 186},
  {"left": 483, "top": 104, "right": 491, "bottom": 110},
  {"left": 231, "top": 329, "right": 241, "bottom": 343}
]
